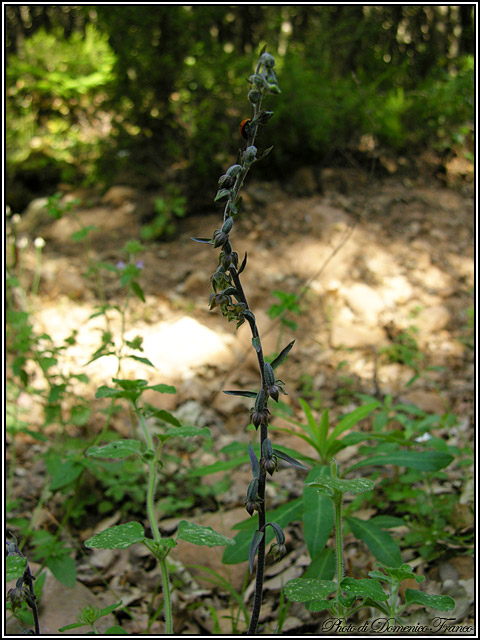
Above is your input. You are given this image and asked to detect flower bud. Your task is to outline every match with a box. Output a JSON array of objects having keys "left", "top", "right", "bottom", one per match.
[
  {"left": 248, "top": 90, "right": 261, "bottom": 104},
  {"left": 243, "top": 145, "right": 257, "bottom": 165},
  {"left": 226, "top": 164, "right": 242, "bottom": 178},
  {"left": 260, "top": 52, "right": 275, "bottom": 68}
]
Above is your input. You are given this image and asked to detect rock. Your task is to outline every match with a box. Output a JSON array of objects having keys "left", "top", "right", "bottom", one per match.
[
  {"left": 331, "top": 323, "right": 386, "bottom": 349},
  {"left": 101, "top": 185, "right": 139, "bottom": 207},
  {"left": 342, "top": 283, "right": 385, "bottom": 325},
  {"left": 400, "top": 390, "right": 446, "bottom": 414},
  {"left": 415, "top": 305, "right": 451, "bottom": 332}
]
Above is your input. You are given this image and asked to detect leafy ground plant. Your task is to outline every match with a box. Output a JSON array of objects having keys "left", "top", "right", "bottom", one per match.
[
  {"left": 284, "top": 459, "right": 455, "bottom": 629},
  {"left": 193, "top": 48, "right": 307, "bottom": 634}
]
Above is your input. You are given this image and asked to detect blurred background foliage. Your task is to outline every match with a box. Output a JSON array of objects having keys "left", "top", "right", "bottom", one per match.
[{"left": 6, "top": 5, "right": 474, "bottom": 212}]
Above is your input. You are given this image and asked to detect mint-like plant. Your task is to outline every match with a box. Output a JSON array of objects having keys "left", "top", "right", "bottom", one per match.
[{"left": 193, "top": 48, "right": 307, "bottom": 634}]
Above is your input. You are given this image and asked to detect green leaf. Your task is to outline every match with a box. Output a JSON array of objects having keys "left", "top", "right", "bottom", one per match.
[
  {"left": 189, "top": 454, "right": 250, "bottom": 477},
  {"left": 153, "top": 409, "right": 181, "bottom": 427},
  {"left": 85, "top": 522, "right": 145, "bottom": 550},
  {"left": 223, "top": 497, "right": 303, "bottom": 564},
  {"left": 86, "top": 440, "right": 142, "bottom": 459},
  {"left": 146, "top": 383, "right": 176, "bottom": 394},
  {"left": 328, "top": 401, "right": 380, "bottom": 443},
  {"left": 249, "top": 530, "right": 264, "bottom": 574},
  {"left": 297, "top": 398, "right": 320, "bottom": 444},
  {"left": 270, "top": 340, "right": 295, "bottom": 370},
  {"left": 304, "top": 548, "right": 336, "bottom": 580},
  {"left": 47, "top": 554, "right": 76, "bottom": 588},
  {"left": 176, "top": 520, "right": 235, "bottom": 547},
  {"left": 6, "top": 555, "right": 27, "bottom": 581},
  {"left": 164, "top": 426, "right": 210, "bottom": 438},
  {"left": 130, "top": 281, "right": 145, "bottom": 302},
  {"left": 105, "top": 626, "right": 128, "bottom": 634},
  {"left": 370, "top": 515, "right": 406, "bottom": 529},
  {"left": 340, "top": 577, "right": 387, "bottom": 601},
  {"left": 346, "top": 516, "right": 402, "bottom": 567},
  {"left": 214, "top": 188, "right": 231, "bottom": 202},
  {"left": 128, "top": 355, "right": 155, "bottom": 367},
  {"left": 285, "top": 578, "right": 337, "bottom": 602},
  {"left": 369, "top": 563, "right": 424, "bottom": 584},
  {"left": 48, "top": 457, "right": 84, "bottom": 490},
  {"left": 348, "top": 450, "right": 454, "bottom": 472},
  {"left": 302, "top": 467, "right": 334, "bottom": 560},
  {"left": 307, "top": 476, "right": 374, "bottom": 496},
  {"left": 70, "top": 225, "right": 97, "bottom": 242},
  {"left": 405, "top": 589, "right": 455, "bottom": 611}
]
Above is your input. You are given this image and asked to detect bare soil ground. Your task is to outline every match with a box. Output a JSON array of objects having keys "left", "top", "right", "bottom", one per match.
[{"left": 7, "top": 169, "right": 474, "bottom": 635}]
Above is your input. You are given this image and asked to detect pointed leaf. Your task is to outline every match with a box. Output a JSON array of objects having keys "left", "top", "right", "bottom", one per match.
[
  {"left": 303, "top": 467, "right": 334, "bottom": 560},
  {"left": 249, "top": 442, "right": 260, "bottom": 478},
  {"left": 307, "top": 476, "right": 374, "bottom": 496},
  {"left": 328, "top": 401, "right": 380, "bottom": 443},
  {"left": 273, "top": 448, "right": 309, "bottom": 470},
  {"left": 191, "top": 237, "right": 214, "bottom": 244},
  {"left": 86, "top": 439, "right": 142, "bottom": 459},
  {"left": 223, "top": 390, "right": 258, "bottom": 398},
  {"left": 85, "top": 522, "right": 145, "bottom": 550},
  {"left": 146, "top": 383, "right": 176, "bottom": 394},
  {"left": 346, "top": 517, "right": 402, "bottom": 567},
  {"left": 238, "top": 252, "right": 247, "bottom": 274},
  {"left": 348, "top": 450, "right": 454, "bottom": 472},
  {"left": 128, "top": 355, "right": 155, "bottom": 368},
  {"left": 130, "top": 281, "right": 145, "bottom": 302},
  {"left": 153, "top": 409, "right": 181, "bottom": 427},
  {"left": 176, "top": 520, "right": 235, "bottom": 547},
  {"left": 164, "top": 426, "right": 210, "bottom": 438},
  {"left": 6, "top": 555, "right": 27, "bottom": 581},
  {"left": 249, "top": 530, "right": 264, "bottom": 573},
  {"left": 298, "top": 398, "right": 320, "bottom": 444},
  {"left": 270, "top": 340, "right": 295, "bottom": 370},
  {"left": 404, "top": 589, "right": 455, "bottom": 611},
  {"left": 214, "top": 188, "right": 231, "bottom": 202}
]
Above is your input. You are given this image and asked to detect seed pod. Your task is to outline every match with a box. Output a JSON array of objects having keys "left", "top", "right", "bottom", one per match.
[{"left": 222, "top": 217, "right": 234, "bottom": 234}]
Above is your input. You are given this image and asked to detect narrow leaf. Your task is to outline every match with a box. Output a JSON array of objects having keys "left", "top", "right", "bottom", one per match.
[
  {"left": 346, "top": 516, "right": 402, "bottom": 567},
  {"left": 146, "top": 383, "right": 176, "bottom": 394},
  {"left": 328, "top": 401, "right": 380, "bottom": 443},
  {"left": 223, "top": 390, "right": 258, "bottom": 398},
  {"left": 249, "top": 530, "right": 264, "bottom": 574},
  {"left": 130, "top": 281, "right": 145, "bottom": 302},
  {"left": 164, "top": 426, "right": 210, "bottom": 438},
  {"left": 348, "top": 450, "right": 454, "bottom": 472},
  {"left": 249, "top": 442, "right": 260, "bottom": 478},
  {"left": 303, "top": 467, "right": 334, "bottom": 560},
  {"left": 128, "top": 355, "right": 155, "bottom": 367},
  {"left": 238, "top": 252, "right": 247, "bottom": 274},
  {"left": 273, "top": 448, "right": 309, "bottom": 470},
  {"left": 191, "top": 237, "right": 214, "bottom": 244},
  {"left": 270, "top": 340, "right": 295, "bottom": 370}
]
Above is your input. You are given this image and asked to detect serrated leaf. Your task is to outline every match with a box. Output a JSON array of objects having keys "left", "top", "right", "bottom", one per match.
[
  {"left": 176, "top": 520, "right": 235, "bottom": 547},
  {"left": 285, "top": 578, "right": 337, "bottom": 602},
  {"left": 6, "top": 555, "right": 27, "bottom": 581},
  {"left": 164, "top": 426, "right": 210, "bottom": 438},
  {"left": 86, "top": 439, "right": 142, "bottom": 459},
  {"left": 85, "top": 522, "right": 145, "bottom": 550},
  {"left": 346, "top": 517, "right": 402, "bottom": 567},
  {"left": 348, "top": 450, "right": 454, "bottom": 472},
  {"left": 340, "top": 577, "right": 387, "bottom": 601},
  {"left": 223, "top": 390, "right": 258, "bottom": 398},
  {"left": 307, "top": 476, "right": 374, "bottom": 496},
  {"left": 405, "top": 589, "right": 455, "bottom": 611},
  {"left": 249, "top": 530, "right": 264, "bottom": 573},
  {"left": 270, "top": 340, "right": 295, "bottom": 370}
]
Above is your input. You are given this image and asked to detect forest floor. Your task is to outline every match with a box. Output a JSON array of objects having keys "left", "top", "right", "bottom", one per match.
[{"left": 6, "top": 167, "right": 475, "bottom": 635}]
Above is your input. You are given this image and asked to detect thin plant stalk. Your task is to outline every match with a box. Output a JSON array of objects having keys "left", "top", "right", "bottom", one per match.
[{"left": 135, "top": 402, "right": 173, "bottom": 634}]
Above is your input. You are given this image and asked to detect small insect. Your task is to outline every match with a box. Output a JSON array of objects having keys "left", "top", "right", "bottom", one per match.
[{"left": 239, "top": 118, "right": 251, "bottom": 140}]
